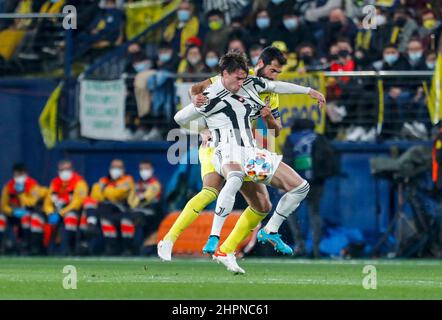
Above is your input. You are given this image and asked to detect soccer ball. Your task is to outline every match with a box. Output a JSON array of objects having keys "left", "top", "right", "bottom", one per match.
[{"left": 245, "top": 152, "right": 273, "bottom": 182}]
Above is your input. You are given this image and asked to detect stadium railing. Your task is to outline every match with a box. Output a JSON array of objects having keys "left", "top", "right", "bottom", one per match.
[
  {"left": 0, "top": 12, "right": 72, "bottom": 76},
  {"left": 107, "top": 70, "right": 435, "bottom": 143}
]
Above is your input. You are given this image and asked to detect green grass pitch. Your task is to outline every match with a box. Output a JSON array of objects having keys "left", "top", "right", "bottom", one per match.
[{"left": 0, "top": 257, "right": 441, "bottom": 299}]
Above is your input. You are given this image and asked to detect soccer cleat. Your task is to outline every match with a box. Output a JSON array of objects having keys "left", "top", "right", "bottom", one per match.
[
  {"left": 257, "top": 229, "right": 293, "bottom": 255},
  {"left": 157, "top": 240, "right": 173, "bottom": 261},
  {"left": 202, "top": 235, "right": 219, "bottom": 254},
  {"left": 212, "top": 249, "right": 245, "bottom": 274}
]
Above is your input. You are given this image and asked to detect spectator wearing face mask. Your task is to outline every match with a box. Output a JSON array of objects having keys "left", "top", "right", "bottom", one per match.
[
  {"left": 406, "top": 39, "right": 427, "bottom": 70},
  {"left": 249, "top": 8, "right": 278, "bottom": 48},
  {"left": 425, "top": 51, "right": 437, "bottom": 71},
  {"left": 156, "top": 41, "right": 179, "bottom": 72},
  {"left": 227, "top": 38, "right": 247, "bottom": 54},
  {"left": 146, "top": 41, "right": 179, "bottom": 124},
  {"left": 373, "top": 44, "right": 416, "bottom": 138},
  {"left": 419, "top": 9, "right": 442, "bottom": 52},
  {"left": 0, "top": 163, "right": 44, "bottom": 255},
  {"left": 248, "top": 43, "right": 264, "bottom": 67},
  {"left": 90, "top": 159, "right": 135, "bottom": 255},
  {"left": 203, "top": 49, "right": 220, "bottom": 73},
  {"left": 127, "top": 43, "right": 154, "bottom": 74},
  {"left": 125, "top": 43, "right": 157, "bottom": 123},
  {"left": 178, "top": 44, "right": 206, "bottom": 82},
  {"left": 43, "top": 160, "right": 88, "bottom": 255},
  {"left": 128, "top": 160, "right": 163, "bottom": 255},
  {"left": 163, "top": 0, "right": 201, "bottom": 57},
  {"left": 354, "top": 7, "right": 389, "bottom": 70},
  {"left": 319, "top": 8, "right": 358, "bottom": 57},
  {"left": 266, "top": 0, "right": 297, "bottom": 27},
  {"left": 295, "top": 42, "right": 323, "bottom": 72},
  {"left": 203, "top": 9, "right": 231, "bottom": 54},
  {"left": 383, "top": 6, "right": 419, "bottom": 54},
  {"left": 276, "top": 8, "right": 315, "bottom": 53}
]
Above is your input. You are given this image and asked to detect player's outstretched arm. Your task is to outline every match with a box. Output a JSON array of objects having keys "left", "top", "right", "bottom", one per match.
[
  {"left": 174, "top": 103, "right": 206, "bottom": 133},
  {"left": 261, "top": 79, "right": 326, "bottom": 108}
]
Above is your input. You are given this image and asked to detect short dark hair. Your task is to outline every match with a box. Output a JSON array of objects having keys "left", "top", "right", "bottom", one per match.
[
  {"left": 384, "top": 44, "right": 398, "bottom": 51},
  {"left": 13, "top": 163, "right": 26, "bottom": 173},
  {"left": 259, "top": 46, "right": 287, "bottom": 66},
  {"left": 219, "top": 51, "right": 248, "bottom": 74},
  {"left": 207, "top": 9, "right": 224, "bottom": 19},
  {"left": 159, "top": 41, "right": 173, "bottom": 50},
  {"left": 140, "top": 160, "right": 152, "bottom": 166},
  {"left": 58, "top": 159, "right": 72, "bottom": 168}
]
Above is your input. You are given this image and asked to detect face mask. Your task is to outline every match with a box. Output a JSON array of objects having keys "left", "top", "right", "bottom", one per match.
[
  {"left": 110, "top": 168, "right": 123, "bottom": 180},
  {"left": 177, "top": 10, "right": 191, "bottom": 22},
  {"left": 205, "top": 57, "right": 219, "bottom": 68},
  {"left": 188, "top": 56, "right": 201, "bottom": 66},
  {"left": 408, "top": 51, "right": 423, "bottom": 62},
  {"left": 426, "top": 61, "right": 436, "bottom": 70},
  {"left": 14, "top": 175, "right": 27, "bottom": 184},
  {"left": 424, "top": 19, "right": 437, "bottom": 30},
  {"left": 395, "top": 16, "right": 407, "bottom": 28},
  {"left": 140, "top": 169, "right": 153, "bottom": 181},
  {"left": 384, "top": 53, "right": 399, "bottom": 65},
  {"left": 256, "top": 17, "right": 270, "bottom": 29},
  {"left": 59, "top": 170, "right": 73, "bottom": 181},
  {"left": 300, "top": 54, "right": 312, "bottom": 64},
  {"left": 338, "top": 49, "right": 350, "bottom": 58},
  {"left": 209, "top": 20, "right": 223, "bottom": 31},
  {"left": 329, "top": 54, "right": 338, "bottom": 61},
  {"left": 376, "top": 15, "right": 387, "bottom": 27},
  {"left": 159, "top": 52, "right": 171, "bottom": 63},
  {"left": 251, "top": 56, "right": 259, "bottom": 66},
  {"left": 272, "top": 0, "right": 284, "bottom": 5},
  {"left": 330, "top": 21, "right": 342, "bottom": 31},
  {"left": 283, "top": 18, "right": 298, "bottom": 30},
  {"left": 133, "top": 61, "right": 151, "bottom": 73}
]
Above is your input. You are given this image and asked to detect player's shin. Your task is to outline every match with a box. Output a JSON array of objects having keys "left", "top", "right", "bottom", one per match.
[
  {"left": 220, "top": 206, "right": 267, "bottom": 254},
  {"left": 210, "top": 171, "right": 244, "bottom": 236},
  {"left": 163, "top": 187, "right": 218, "bottom": 243},
  {"left": 264, "top": 180, "right": 310, "bottom": 233}
]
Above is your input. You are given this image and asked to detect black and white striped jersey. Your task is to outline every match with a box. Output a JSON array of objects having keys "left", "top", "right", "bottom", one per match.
[{"left": 196, "top": 76, "right": 274, "bottom": 148}]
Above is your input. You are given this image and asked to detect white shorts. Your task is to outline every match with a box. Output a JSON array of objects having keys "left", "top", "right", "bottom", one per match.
[{"left": 212, "top": 143, "right": 282, "bottom": 184}]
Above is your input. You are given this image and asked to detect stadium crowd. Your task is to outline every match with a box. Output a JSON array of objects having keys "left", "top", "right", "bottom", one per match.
[{"left": 1, "top": 0, "right": 442, "bottom": 141}]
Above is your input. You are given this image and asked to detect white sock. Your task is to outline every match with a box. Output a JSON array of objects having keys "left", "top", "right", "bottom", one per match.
[
  {"left": 210, "top": 214, "right": 227, "bottom": 236},
  {"left": 265, "top": 180, "right": 310, "bottom": 233},
  {"left": 211, "top": 171, "right": 244, "bottom": 236}
]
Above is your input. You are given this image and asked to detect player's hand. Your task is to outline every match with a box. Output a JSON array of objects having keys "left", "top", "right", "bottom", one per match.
[
  {"left": 192, "top": 94, "right": 208, "bottom": 107},
  {"left": 309, "top": 89, "right": 326, "bottom": 108},
  {"left": 200, "top": 129, "right": 212, "bottom": 147},
  {"left": 260, "top": 105, "right": 272, "bottom": 119}
]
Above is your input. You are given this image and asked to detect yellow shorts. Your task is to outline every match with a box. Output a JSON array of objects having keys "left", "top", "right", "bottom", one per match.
[
  {"left": 199, "top": 146, "right": 216, "bottom": 179},
  {"left": 198, "top": 146, "right": 252, "bottom": 181}
]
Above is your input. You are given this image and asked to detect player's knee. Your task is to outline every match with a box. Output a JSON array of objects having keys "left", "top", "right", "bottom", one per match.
[
  {"left": 289, "top": 180, "right": 310, "bottom": 200},
  {"left": 225, "top": 171, "right": 244, "bottom": 191},
  {"left": 257, "top": 198, "right": 272, "bottom": 213}
]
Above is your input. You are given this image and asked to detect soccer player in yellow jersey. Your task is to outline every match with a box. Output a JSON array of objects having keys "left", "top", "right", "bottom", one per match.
[{"left": 158, "top": 47, "right": 324, "bottom": 260}]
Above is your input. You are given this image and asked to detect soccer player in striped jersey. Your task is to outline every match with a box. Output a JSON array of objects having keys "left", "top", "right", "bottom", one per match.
[
  {"left": 158, "top": 47, "right": 289, "bottom": 263},
  {"left": 170, "top": 52, "right": 325, "bottom": 273}
]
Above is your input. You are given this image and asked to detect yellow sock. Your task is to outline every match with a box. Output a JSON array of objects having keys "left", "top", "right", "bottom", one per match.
[
  {"left": 220, "top": 206, "right": 266, "bottom": 254},
  {"left": 163, "top": 187, "right": 218, "bottom": 243}
]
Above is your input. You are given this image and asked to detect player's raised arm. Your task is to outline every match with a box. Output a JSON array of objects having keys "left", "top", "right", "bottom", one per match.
[
  {"left": 256, "top": 77, "right": 326, "bottom": 108},
  {"left": 174, "top": 103, "right": 206, "bottom": 133}
]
